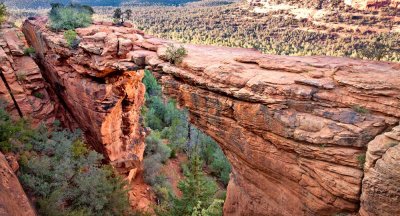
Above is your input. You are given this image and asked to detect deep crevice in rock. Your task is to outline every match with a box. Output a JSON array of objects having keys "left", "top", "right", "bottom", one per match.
[{"left": 0, "top": 69, "right": 23, "bottom": 117}]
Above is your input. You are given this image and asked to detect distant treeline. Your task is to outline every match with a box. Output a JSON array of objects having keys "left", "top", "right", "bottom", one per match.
[{"left": 4, "top": 0, "right": 202, "bottom": 8}]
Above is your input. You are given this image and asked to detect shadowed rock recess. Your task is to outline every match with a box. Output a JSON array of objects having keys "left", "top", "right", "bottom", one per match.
[{"left": 19, "top": 17, "right": 400, "bottom": 216}]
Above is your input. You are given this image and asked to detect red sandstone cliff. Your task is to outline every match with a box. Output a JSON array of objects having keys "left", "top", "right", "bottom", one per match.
[
  {"left": 22, "top": 18, "right": 146, "bottom": 178},
  {"left": 0, "top": 152, "right": 36, "bottom": 216},
  {"left": 0, "top": 23, "right": 55, "bottom": 126},
  {"left": 18, "top": 18, "right": 400, "bottom": 216},
  {"left": 150, "top": 45, "right": 400, "bottom": 216}
]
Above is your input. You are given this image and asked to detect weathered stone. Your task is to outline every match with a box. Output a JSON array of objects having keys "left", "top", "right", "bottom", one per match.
[
  {"left": 151, "top": 44, "right": 400, "bottom": 215},
  {"left": 0, "top": 26, "right": 55, "bottom": 126},
  {"left": 23, "top": 19, "right": 146, "bottom": 176},
  {"left": 21, "top": 18, "right": 400, "bottom": 216},
  {"left": 359, "top": 125, "right": 400, "bottom": 216},
  {"left": 0, "top": 152, "right": 36, "bottom": 216}
]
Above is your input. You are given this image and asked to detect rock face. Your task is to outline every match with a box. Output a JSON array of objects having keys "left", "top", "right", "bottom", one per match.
[
  {"left": 22, "top": 18, "right": 146, "bottom": 176},
  {"left": 359, "top": 125, "right": 400, "bottom": 216},
  {"left": 21, "top": 19, "right": 400, "bottom": 216},
  {"left": 0, "top": 152, "right": 36, "bottom": 216},
  {"left": 150, "top": 46, "right": 400, "bottom": 216},
  {"left": 0, "top": 24, "right": 55, "bottom": 126}
]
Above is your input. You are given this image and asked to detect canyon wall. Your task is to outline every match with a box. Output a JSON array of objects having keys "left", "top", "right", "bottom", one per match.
[
  {"left": 20, "top": 18, "right": 400, "bottom": 216},
  {"left": 0, "top": 23, "right": 55, "bottom": 126},
  {"left": 22, "top": 18, "right": 146, "bottom": 178},
  {"left": 149, "top": 45, "right": 400, "bottom": 216},
  {"left": 0, "top": 152, "right": 36, "bottom": 216}
]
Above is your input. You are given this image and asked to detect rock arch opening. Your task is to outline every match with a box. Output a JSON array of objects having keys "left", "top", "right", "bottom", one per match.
[{"left": 21, "top": 18, "right": 400, "bottom": 216}]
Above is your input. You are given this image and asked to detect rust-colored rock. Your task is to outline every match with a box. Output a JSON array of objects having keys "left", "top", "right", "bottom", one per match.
[
  {"left": 149, "top": 45, "right": 399, "bottom": 215},
  {"left": 359, "top": 125, "right": 400, "bottom": 216},
  {"left": 0, "top": 152, "right": 36, "bottom": 216},
  {"left": 21, "top": 19, "right": 400, "bottom": 216},
  {"left": 0, "top": 25, "right": 55, "bottom": 126},
  {"left": 22, "top": 18, "right": 146, "bottom": 176}
]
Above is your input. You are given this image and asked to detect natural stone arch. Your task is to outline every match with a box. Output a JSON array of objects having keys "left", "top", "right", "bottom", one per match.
[{"left": 22, "top": 18, "right": 400, "bottom": 216}]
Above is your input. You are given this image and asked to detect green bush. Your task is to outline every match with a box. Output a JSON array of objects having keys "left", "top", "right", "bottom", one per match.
[
  {"left": 143, "top": 154, "right": 162, "bottom": 185},
  {"left": 49, "top": 4, "right": 93, "bottom": 31},
  {"left": 352, "top": 105, "right": 369, "bottom": 114},
  {"left": 23, "top": 47, "right": 35, "bottom": 56},
  {"left": 64, "top": 30, "right": 78, "bottom": 48},
  {"left": 0, "top": 3, "right": 6, "bottom": 24},
  {"left": 357, "top": 153, "right": 366, "bottom": 169},
  {"left": 165, "top": 44, "right": 188, "bottom": 64},
  {"left": 209, "top": 149, "right": 231, "bottom": 186},
  {"left": 33, "top": 92, "right": 44, "bottom": 99},
  {"left": 0, "top": 109, "right": 131, "bottom": 216}
]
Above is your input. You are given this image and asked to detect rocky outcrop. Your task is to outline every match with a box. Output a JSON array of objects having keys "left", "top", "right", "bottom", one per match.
[
  {"left": 21, "top": 19, "right": 400, "bottom": 215},
  {"left": 22, "top": 18, "right": 146, "bottom": 177},
  {"left": 0, "top": 152, "right": 36, "bottom": 216},
  {"left": 359, "top": 125, "right": 400, "bottom": 216},
  {"left": 150, "top": 46, "right": 400, "bottom": 216},
  {"left": 0, "top": 24, "right": 55, "bottom": 126}
]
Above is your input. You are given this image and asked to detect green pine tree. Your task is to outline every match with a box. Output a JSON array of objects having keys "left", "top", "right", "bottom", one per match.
[{"left": 169, "top": 153, "right": 218, "bottom": 216}]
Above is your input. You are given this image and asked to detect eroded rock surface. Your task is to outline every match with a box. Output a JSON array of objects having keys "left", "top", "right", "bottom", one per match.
[
  {"left": 0, "top": 152, "right": 36, "bottom": 216},
  {"left": 23, "top": 18, "right": 146, "bottom": 177},
  {"left": 151, "top": 46, "right": 400, "bottom": 216},
  {"left": 359, "top": 125, "right": 400, "bottom": 216},
  {"left": 0, "top": 24, "right": 55, "bottom": 126},
  {"left": 21, "top": 18, "right": 400, "bottom": 216}
]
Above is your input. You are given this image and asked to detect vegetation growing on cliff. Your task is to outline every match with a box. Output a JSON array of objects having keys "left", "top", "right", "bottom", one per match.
[
  {"left": 64, "top": 29, "right": 79, "bottom": 48},
  {"left": 165, "top": 44, "right": 188, "bottom": 64},
  {"left": 0, "top": 109, "right": 131, "bottom": 216},
  {"left": 49, "top": 3, "right": 94, "bottom": 31}
]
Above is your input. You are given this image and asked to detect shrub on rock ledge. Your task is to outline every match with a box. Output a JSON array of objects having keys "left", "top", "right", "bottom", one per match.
[
  {"left": 165, "top": 44, "right": 188, "bottom": 64},
  {"left": 49, "top": 3, "right": 94, "bottom": 31},
  {"left": 64, "top": 29, "right": 79, "bottom": 48}
]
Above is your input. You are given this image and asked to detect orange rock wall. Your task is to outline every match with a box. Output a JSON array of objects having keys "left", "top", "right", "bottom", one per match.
[
  {"left": 22, "top": 18, "right": 146, "bottom": 176},
  {"left": 0, "top": 24, "right": 55, "bottom": 126},
  {"left": 0, "top": 152, "right": 36, "bottom": 216},
  {"left": 20, "top": 18, "right": 400, "bottom": 216},
  {"left": 150, "top": 52, "right": 399, "bottom": 215}
]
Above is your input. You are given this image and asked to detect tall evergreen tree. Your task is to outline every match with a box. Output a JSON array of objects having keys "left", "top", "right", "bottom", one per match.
[{"left": 169, "top": 153, "right": 218, "bottom": 216}]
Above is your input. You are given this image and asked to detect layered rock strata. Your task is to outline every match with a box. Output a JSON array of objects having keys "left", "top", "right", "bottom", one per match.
[
  {"left": 0, "top": 24, "right": 55, "bottom": 126},
  {"left": 359, "top": 125, "right": 400, "bottom": 216},
  {"left": 0, "top": 152, "right": 36, "bottom": 216},
  {"left": 21, "top": 18, "right": 400, "bottom": 216},
  {"left": 22, "top": 18, "right": 146, "bottom": 176},
  {"left": 150, "top": 46, "right": 400, "bottom": 216}
]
